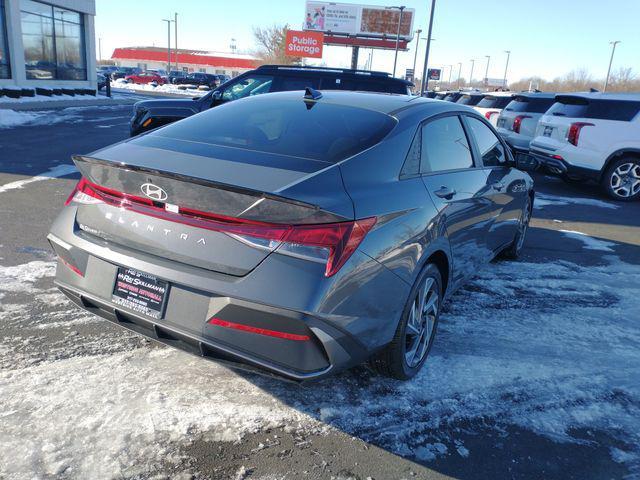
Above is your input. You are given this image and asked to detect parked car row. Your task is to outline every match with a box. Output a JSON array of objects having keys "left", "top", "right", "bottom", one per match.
[
  {"left": 430, "top": 89, "right": 640, "bottom": 201},
  {"left": 129, "top": 64, "right": 413, "bottom": 135}
]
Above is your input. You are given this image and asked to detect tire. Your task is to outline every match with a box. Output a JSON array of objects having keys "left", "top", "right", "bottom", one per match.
[
  {"left": 601, "top": 157, "right": 640, "bottom": 201},
  {"left": 501, "top": 194, "right": 532, "bottom": 260},
  {"left": 369, "top": 263, "right": 442, "bottom": 380}
]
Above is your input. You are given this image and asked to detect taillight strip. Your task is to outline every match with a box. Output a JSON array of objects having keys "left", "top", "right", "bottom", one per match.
[
  {"left": 67, "top": 178, "right": 376, "bottom": 277},
  {"left": 208, "top": 317, "right": 311, "bottom": 341}
]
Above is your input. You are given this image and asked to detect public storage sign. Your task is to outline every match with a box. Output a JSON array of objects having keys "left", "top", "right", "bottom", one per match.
[{"left": 285, "top": 30, "right": 324, "bottom": 58}]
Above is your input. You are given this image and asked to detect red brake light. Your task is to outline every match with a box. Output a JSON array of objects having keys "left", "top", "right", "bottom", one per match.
[
  {"left": 66, "top": 178, "right": 376, "bottom": 277},
  {"left": 485, "top": 111, "right": 498, "bottom": 120},
  {"left": 567, "top": 122, "right": 594, "bottom": 146},
  {"left": 208, "top": 318, "right": 311, "bottom": 341},
  {"left": 512, "top": 115, "right": 532, "bottom": 134}
]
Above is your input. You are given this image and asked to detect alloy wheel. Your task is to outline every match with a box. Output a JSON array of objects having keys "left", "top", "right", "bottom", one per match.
[
  {"left": 610, "top": 162, "right": 640, "bottom": 198},
  {"left": 404, "top": 276, "right": 439, "bottom": 368}
]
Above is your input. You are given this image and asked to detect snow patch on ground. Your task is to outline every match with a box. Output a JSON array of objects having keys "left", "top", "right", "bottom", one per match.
[
  {"left": 0, "top": 93, "right": 100, "bottom": 106},
  {"left": 0, "top": 164, "right": 77, "bottom": 194},
  {"left": 1, "top": 255, "right": 639, "bottom": 477},
  {"left": 0, "top": 109, "right": 83, "bottom": 129},
  {"left": 534, "top": 192, "right": 619, "bottom": 210},
  {"left": 560, "top": 230, "right": 616, "bottom": 252}
]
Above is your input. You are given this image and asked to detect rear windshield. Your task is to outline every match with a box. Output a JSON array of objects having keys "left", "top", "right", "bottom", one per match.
[
  {"left": 153, "top": 95, "right": 396, "bottom": 163},
  {"left": 457, "top": 95, "right": 483, "bottom": 106},
  {"left": 477, "top": 96, "right": 512, "bottom": 109},
  {"left": 319, "top": 77, "right": 408, "bottom": 94},
  {"left": 547, "top": 97, "right": 640, "bottom": 121},
  {"left": 504, "top": 96, "right": 555, "bottom": 114}
]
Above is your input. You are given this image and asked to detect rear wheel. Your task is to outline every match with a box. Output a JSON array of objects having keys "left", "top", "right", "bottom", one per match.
[
  {"left": 602, "top": 157, "right": 640, "bottom": 201},
  {"left": 501, "top": 195, "right": 531, "bottom": 260},
  {"left": 370, "top": 263, "right": 442, "bottom": 380}
]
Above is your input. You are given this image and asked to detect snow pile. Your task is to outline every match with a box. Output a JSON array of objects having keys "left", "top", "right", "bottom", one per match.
[
  {"left": 0, "top": 94, "right": 100, "bottom": 105},
  {"left": 560, "top": 229, "right": 616, "bottom": 252},
  {"left": 0, "top": 109, "right": 84, "bottom": 130},
  {"left": 1, "top": 251, "right": 639, "bottom": 477},
  {"left": 111, "top": 80, "right": 208, "bottom": 97}
]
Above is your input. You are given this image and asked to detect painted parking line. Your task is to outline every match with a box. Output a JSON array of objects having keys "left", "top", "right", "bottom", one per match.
[{"left": 0, "top": 164, "right": 77, "bottom": 194}]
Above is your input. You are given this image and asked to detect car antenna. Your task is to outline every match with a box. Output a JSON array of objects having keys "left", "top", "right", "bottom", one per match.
[{"left": 304, "top": 87, "right": 322, "bottom": 101}]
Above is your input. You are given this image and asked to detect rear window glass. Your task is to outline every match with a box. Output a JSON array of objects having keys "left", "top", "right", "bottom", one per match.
[
  {"left": 477, "top": 96, "right": 512, "bottom": 109},
  {"left": 153, "top": 96, "right": 396, "bottom": 163},
  {"left": 322, "top": 77, "right": 408, "bottom": 94},
  {"left": 504, "top": 96, "right": 555, "bottom": 114},
  {"left": 457, "top": 95, "right": 483, "bottom": 106},
  {"left": 547, "top": 98, "right": 640, "bottom": 121}
]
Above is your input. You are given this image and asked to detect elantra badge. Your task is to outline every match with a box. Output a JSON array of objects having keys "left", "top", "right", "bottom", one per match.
[{"left": 140, "top": 183, "right": 168, "bottom": 201}]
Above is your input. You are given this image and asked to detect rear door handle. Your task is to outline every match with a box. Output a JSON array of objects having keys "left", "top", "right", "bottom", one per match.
[{"left": 434, "top": 186, "right": 456, "bottom": 199}]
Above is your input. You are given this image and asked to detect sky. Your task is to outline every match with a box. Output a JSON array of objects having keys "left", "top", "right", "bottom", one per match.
[{"left": 95, "top": 0, "right": 640, "bottom": 83}]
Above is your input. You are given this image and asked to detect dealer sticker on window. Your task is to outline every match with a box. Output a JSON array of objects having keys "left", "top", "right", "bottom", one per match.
[{"left": 112, "top": 267, "right": 169, "bottom": 320}]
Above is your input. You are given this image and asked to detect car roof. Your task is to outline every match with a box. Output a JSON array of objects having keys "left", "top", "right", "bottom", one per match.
[
  {"left": 482, "top": 91, "right": 514, "bottom": 97},
  {"left": 260, "top": 90, "right": 473, "bottom": 117},
  {"left": 255, "top": 64, "right": 413, "bottom": 86},
  {"left": 513, "top": 92, "right": 556, "bottom": 99},
  {"left": 555, "top": 92, "right": 640, "bottom": 102}
]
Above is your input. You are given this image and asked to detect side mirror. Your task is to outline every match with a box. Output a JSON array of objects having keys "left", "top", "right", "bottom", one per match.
[{"left": 212, "top": 90, "right": 222, "bottom": 100}]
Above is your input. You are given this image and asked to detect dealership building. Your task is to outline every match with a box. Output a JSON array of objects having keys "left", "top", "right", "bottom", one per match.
[
  {"left": 0, "top": 0, "right": 97, "bottom": 89},
  {"left": 111, "top": 47, "right": 257, "bottom": 77}
]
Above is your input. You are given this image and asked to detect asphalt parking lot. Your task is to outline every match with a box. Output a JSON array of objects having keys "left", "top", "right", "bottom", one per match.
[{"left": 1, "top": 103, "right": 639, "bottom": 480}]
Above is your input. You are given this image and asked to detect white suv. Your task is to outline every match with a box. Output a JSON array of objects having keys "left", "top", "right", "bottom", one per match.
[
  {"left": 496, "top": 93, "right": 556, "bottom": 154},
  {"left": 473, "top": 92, "right": 514, "bottom": 126},
  {"left": 530, "top": 93, "right": 640, "bottom": 201}
]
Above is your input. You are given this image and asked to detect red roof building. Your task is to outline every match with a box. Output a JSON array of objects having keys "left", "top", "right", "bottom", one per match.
[{"left": 111, "top": 47, "right": 257, "bottom": 76}]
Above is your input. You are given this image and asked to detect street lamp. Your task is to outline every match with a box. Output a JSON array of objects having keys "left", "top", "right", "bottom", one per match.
[
  {"left": 388, "top": 6, "right": 406, "bottom": 77},
  {"left": 484, "top": 55, "right": 490, "bottom": 87},
  {"left": 604, "top": 41, "right": 621, "bottom": 92},
  {"left": 502, "top": 50, "right": 511, "bottom": 89},
  {"left": 419, "top": 0, "right": 437, "bottom": 95},
  {"left": 469, "top": 59, "right": 475, "bottom": 88},
  {"left": 162, "top": 18, "right": 175, "bottom": 72},
  {"left": 412, "top": 29, "right": 422, "bottom": 79},
  {"left": 456, "top": 62, "right": 462, "bottom": 88},
  {"left": 447, "top": 64, "right": 453, "bottom": 84}
]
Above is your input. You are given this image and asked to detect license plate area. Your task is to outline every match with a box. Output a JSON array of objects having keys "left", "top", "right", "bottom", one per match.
[{"left": 112, "top": 267, "right": 169, "bottom": 320}]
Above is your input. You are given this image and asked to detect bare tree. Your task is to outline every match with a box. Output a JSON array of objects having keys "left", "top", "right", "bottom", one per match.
[
  {"left": 252, "top": 24, "right": 301, "bottom": 65},
  {"left": 508, "top": 66, "right": 640, "bottom": 93}
]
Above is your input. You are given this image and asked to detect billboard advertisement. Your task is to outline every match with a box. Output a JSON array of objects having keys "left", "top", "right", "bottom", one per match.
[
  {"left": 304, "top": 2, "right": 414, "bottom": 40},
  {"left": 285, "top": 30, "right": 324, "bottom": 58},
  {"left": 427, "top": 68, "right": 441, "bottom": 81}
]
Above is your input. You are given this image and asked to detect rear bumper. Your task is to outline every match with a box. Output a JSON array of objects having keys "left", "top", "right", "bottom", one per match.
[
  {"left": 48, "top": 207, "right": 407, "bottom": 381},
  {"left": 529, "top": 149, "right": 600, "bottom": 181}
]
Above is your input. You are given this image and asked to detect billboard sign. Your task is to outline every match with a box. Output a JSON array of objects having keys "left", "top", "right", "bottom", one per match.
[
  {"left": 285, "top": 30, "right": 324, "bottom": 58},
  {"left": 427, "top": 68, "right": 441, "bottom": 81},
  {"left": 304, "top": 2, "right": 415, "bottom": 40}
]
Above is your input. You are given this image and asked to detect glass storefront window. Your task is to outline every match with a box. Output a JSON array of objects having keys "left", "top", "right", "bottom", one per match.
[
  {"left": 0, "top": 0, "right": 10, "bottom": 78},
  {"left": 21, "top": 0, "right": 87, "bottom": 80}
]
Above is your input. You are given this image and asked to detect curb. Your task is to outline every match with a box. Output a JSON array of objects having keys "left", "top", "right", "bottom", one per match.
[{"left": 0, "top": 97, "right": 138, "bottom": 110}]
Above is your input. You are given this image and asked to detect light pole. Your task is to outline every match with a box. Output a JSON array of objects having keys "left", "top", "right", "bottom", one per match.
[
  {"left": 484, "top": 55, "right": 490, "bottom": 87},
  {"left": 447, "top": 64, "right": 453, "bottom": 85},
  {"left": 469, "top": 59, "right": 475, "bottom": 88},
  {"left": 502, "top": 50, "right": 511, "bottom": 89},
  {"left": 174, "top": 13, "right": 179, "bottom": 72},
  {"left": 412, "top": 29, "right": 422, "bottom": 79},
  {"left": 162, "top": 18, "right": 174, "bottom": 72},
  {"left": 389, "top": 6, "right": 406, "bottom": 77},
  {"left": 456, "top": 62, "right": 462, "bottom": 88},
  {"left": 603, "top": 41, "right": 620, "bottom": 92},
  {"left": 420, "top": 0, "right": 436, "bottom": 95},
  {"left": 98, "top": 37, "right": 102, "bottom": 62}
]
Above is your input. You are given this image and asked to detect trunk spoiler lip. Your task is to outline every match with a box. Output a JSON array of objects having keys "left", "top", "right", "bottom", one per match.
[{"left": 71, "top": 154, "right": 324, "bottom": 213}]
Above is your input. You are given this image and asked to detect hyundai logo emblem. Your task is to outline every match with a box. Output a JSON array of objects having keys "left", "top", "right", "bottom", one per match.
[{"left": 140, "top": 183, "right": 168, "bottom": 201}]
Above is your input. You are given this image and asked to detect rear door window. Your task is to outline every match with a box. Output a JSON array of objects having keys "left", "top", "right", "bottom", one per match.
[
  {"left": 466, "top": 117, "right": 506, "bottom": 167},
  {"left": 275, "top": 76, "right": 320, "bottom": 91},
  {"left": 420, "top": 116, "right": 474, "bottom": 173}
]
